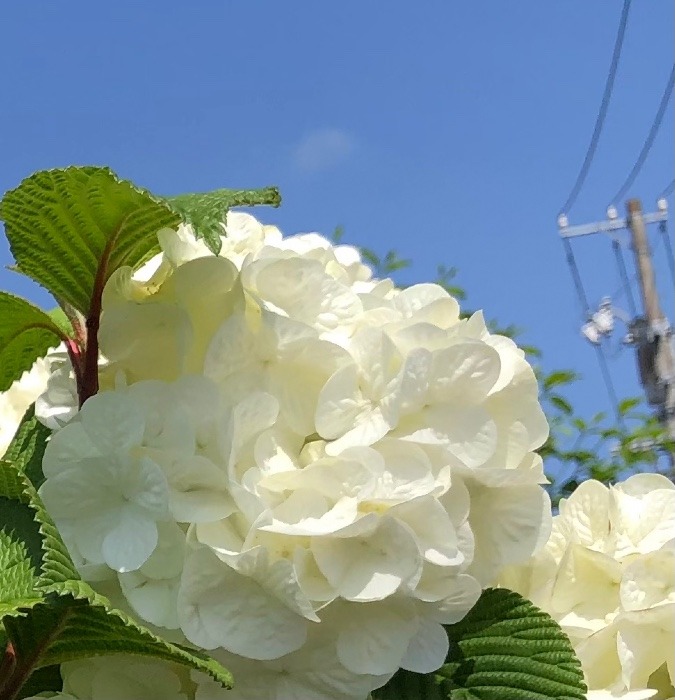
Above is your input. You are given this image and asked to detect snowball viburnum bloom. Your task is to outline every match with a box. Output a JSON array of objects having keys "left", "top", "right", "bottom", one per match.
[
  {"left": 37, "top": 214, "right": 553, "bottom": 699},
  {"left": 499, "top": 474, "right": 675, "bottom": 700},
  {"left": 0, "top": 355, "right": 51, "bottom": 455},
  {"left": 39, "top": 391, "right": 171, "bottom": 572}
]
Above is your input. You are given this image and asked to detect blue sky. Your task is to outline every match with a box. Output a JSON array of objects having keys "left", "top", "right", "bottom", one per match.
[{"left": 1, "top": 1, "right": 673, "bottom": 431}]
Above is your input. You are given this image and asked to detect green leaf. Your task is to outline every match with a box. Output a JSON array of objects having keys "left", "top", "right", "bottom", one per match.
[
  {"left": 618, "top": 397, "right": 641, "bottom": 416},
  {"left": 0, "top": 529, "right": 42, "bottom": 619},
  {"left": 441, "top": 588, "right": 585, "bottom": 699},
  {"left": 331, "top": 225, "right": 345, "bottom": 243},
  {"left": 2, "top": 407, "right": 52, "bottom": 490},
  {"left": 15, "top": 665, "right": 62, "bottom": 699},
  {"left": 46, "top": 306, "right": 75, "bottom": 338},
  {"left": 374, "top": 589, "right": 586, "bottom": 700},
  {"left": 372, "top": 670, "right": 447, "bottom": 699},
  {"left": 166, "top": 186, "right": 281, "bottom": 254},
  {"left": 1, "top": 167, "right": 181, "bottom": 314},
  {"left": 548, "top": 395, "right": 573, "bottom": 416},
  {"left": 571, "top": 417, "right": 587, "bottom": 431},
  {"left": 0, "top": 293, "right": 63, "bottom": 392},
  {"left": 521, "top": 345, "right": 542, "bottom": 358},
  {"left": 543, "top": 371, "right": 579, "bottom": 390},
  {"left": 4, "top": 590, "right": 233, "bottom": 688}
]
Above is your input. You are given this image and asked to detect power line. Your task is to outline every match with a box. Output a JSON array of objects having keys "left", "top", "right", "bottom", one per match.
[
  {"left": 612, "top": 239, "right": 637, "bottom": 316},
  {"left": 608, "top": 64, "right": 675, "bottom": 206},
  {"left": 559, "top": 0, "right": 632, "bottom": 215},
  {"left": 563, "top": 238, "right": 591, "bottom": 312},
  {"left": 659, "top": 221, "right": 675, "bottom": 286},
  {"left": 658, "top": 178, "right": 675, "bottom": 199},
  {"left": 562, "top": 237, "right": 626, "bottom": 426}
]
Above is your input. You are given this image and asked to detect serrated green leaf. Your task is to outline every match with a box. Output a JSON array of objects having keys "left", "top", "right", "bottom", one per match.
[
  {"left": 0, "top": 529, "right": 42, "bottom": 618},
  {"left": 166, "top": 186, "right": 281, "bottom": 254},
  {"left": 1, "top": 167, "right": 181, "bottom": 314},
  {"left": 0, "top": 462, "right": 29, "bottom": 503},
  {"left": 24, "top": 478, "right": 81, "bottom": 588},
  {"left": 4, "top": 590, "right": 233, "bottom": 689},
  {"left": 15, "top": 665, "right": 62, "bottom": 699},
  {"left": 0, "top": 293, "right": 63, "bottom": 393},
  {"left": 0, "top": 495, "right": 44, "bottom": 578},
  {"left": 374, "top": 589, "right": 586, "bottom": 700},
  {"left": 46, "top": 307, "right": 75, "bottom": 338},
  {"left": 440, "top": 588, "right": 586, "bottom": 699},
  {"left": 2, "top": 407, "right": 52, "bottom": 490}
]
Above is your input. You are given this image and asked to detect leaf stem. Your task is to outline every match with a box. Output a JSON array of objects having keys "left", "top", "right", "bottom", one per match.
[
  {"left": 79, "top": 227, "right": 122, "bottom": 406},
  {"left": 0, "top": 642, "right": 17, "bottom": 695},
  {"left": 0, "top": 609, "right": 72, "bottom": 700}
]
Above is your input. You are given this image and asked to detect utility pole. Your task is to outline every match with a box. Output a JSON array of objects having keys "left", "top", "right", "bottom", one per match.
[
  {"left": 626, "top": 198, "right": 675, "bottom": 459},
  {"left": 557, "top": 199, "right": 674, "bottom": 463}
]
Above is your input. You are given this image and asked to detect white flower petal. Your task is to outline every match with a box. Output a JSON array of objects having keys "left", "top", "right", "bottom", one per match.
[
  {"left": 400, "top": 615, "right": 449, "bottom": 673},
  {"left": 102, "top": 509, "right": 159, "bottom": 572},
  {"left": 312, "top": 517, "right": 421, "bottom": 601},
  {"left": 334, "top": 599, "right": 418, "bottom": 675},
  {"left": 178, "top": 547, "right": 309, "bottom": 658}
]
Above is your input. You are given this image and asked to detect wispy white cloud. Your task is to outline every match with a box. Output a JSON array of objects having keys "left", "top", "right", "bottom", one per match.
[{"left": 292, "top": 127, "right": 355, "bottom": 172}]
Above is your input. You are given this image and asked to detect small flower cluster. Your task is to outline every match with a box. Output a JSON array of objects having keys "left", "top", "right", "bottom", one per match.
[
  {"left": 500, "top": 474, "right": 675, "bottom": 700},
  {"left": 35, "top": 213, "right": 552, "bottom": 699},
  {"left": 0, "top": 356, "right": 50, "bottom": 455}
]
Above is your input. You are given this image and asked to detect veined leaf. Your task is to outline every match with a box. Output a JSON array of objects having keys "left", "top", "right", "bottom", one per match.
[
  {"left": 0, "top": 293, "right": 63, "bottom": 392},
  {"left": 374, "top": 588, "right": 586, "bottom": 700},
  {"left": 0, "top": 529, "right": 42, "bottom": 619},
  {"left": 14, "top": 665, "right": 63, "bottom": 699},
  {"left": 46, "top": 306, "right": 75, "bottom": 338},
  {"left": 0, "top": 167, "right": 181, "bottom": 314},
  {"left": 2, "top": 407, "right": 52, "bottom": 489},
  {"left": 440, "top": 588, "right": 586, "bottom": 699},
  {"left": 166, "top": 186, "right": 281, "bottom": 254},
  {"left": 3, "top": 589, "right": 233, "bottom": 689}
]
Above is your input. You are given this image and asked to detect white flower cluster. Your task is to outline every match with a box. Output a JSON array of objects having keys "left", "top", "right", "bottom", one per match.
[
  {"left": 0, "top": 356, "right": 50, "bottom": 455},
  {"left": 36, "top": 213, "right": 552, "bottom": 699},
  {"left": 500, "top": 474, "right": 675, "bottom": 700}
]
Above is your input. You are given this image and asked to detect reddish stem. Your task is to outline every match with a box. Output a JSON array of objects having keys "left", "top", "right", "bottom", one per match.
[
  {"left": 0, "top": 609, "right": 73, "bottom": 700},
  {"left": 64, "top": 336, "right": 85, "bottom": 405},
  {"left": 0, "top": 642, "right": 17, "bottom": 695},
  {"left": 78, "top": 233, "right": 120, "bottom": 407}
]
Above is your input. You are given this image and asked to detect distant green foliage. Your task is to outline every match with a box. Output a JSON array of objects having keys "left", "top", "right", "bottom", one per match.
[{"left": 348, "top": 235, "right": 674, "bottom": 501}]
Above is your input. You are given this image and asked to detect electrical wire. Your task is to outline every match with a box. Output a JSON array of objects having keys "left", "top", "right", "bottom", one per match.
[
  {"left": 608, "top": 64, "right": 675, "bottom": 206},
  {"left": 595, "top": 341, "right": 625, "bottom": 429},
  {"left": 611, "top": 239, "right": 638, "bottom": 316},
  {"left": 659, "top": 221, "right": 675, "bottom": 285},
  {"left": 562, "top": 237, "right": 626, "bottom": 426},
  {"left": 658, "top": 178, "right": 675, "bottom": 199},
  {"left": 559, "top": 0, "right": 632, "bottom": 215},
  {"left": 563, "top": 238, "right": 591, "bottom": 312}
]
